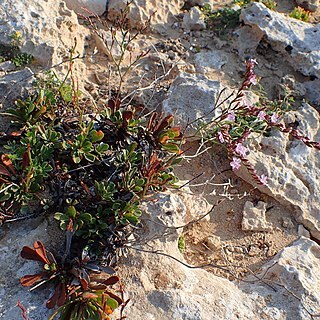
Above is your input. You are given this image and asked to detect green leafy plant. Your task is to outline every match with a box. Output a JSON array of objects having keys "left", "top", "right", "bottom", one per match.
[
  {"left": 0, "top": 31, "right": 34, "bottom": 67},
  {"left": 178, "top": 235, "right": 186, "bottom": 253},
  {"left": 11, "top": 53, "right": 33, "bottom": 67},
  {"left": 289, "top": 6, "right": 310, "bottom": 22},
  {"left": 202, "top": 6, "right": 241, "bottom": 38},
  {"left": 234, "top": 0, "right": 277, "bottom": 9}
]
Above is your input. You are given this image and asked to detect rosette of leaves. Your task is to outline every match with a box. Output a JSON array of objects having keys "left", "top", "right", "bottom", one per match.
[
  {"left": 20, "top": 241, "right": 124, "bottom": 320},
  {"left": 54, "top": 205, "right": 93, "bottom": 233},
  {"left": 146, "top": 112, "right": 183, "bottom": 154}
]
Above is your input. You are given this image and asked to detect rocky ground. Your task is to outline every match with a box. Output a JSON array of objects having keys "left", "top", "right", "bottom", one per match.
[{"left": 0, "top": 0, "right": 320, "bottom": 319}]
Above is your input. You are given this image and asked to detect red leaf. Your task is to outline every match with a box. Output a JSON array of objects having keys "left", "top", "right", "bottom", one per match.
[
  {"left": 1, "top": 154, "right": 13, "bottom": 166},
  {"left": 105, "top": 291, "right": 123, "bottom": 305},
  {"left": 10, "top": 130, "right": 22, "bottom": 137},
  {"left": 1, "top": 154, "right": 16, "bottom": 175},
  {"left": 122, "top": 111, "right": 133, "bottom": 123},
  {"left": 57, "top": 283, "right": 67, "bottom": 307},
  {"left": 147, "top": 112, "right": 157, "bottom": 131},
  {"left": 22, "top": 144, "right": 31, "bottom": 170},
  {"left": 80, "top": 278, "right": 89, "bottom": 291},
  {"left": 46, "top": 283, "right": 61, "bottom": 309},
  {"left": 82, "top": 292, "right": 98, "bottom": 299},
  {"left": 103, "top": 276, "right": 120, "bottom": 286},
  {"left": 20, "top": 272, "right": 47, "bottom": 287},
  {"left": 154, "top": 114, "right": 173, "bottom": 134},
  {"left": 33, "top": 241, "right": 50, "bottom": 265},
  {"left": 0, "top": 164, "right": 11, "bottom": 177},
  {"left": 21, "top": 246, "right": 44, "bottom": 263}
]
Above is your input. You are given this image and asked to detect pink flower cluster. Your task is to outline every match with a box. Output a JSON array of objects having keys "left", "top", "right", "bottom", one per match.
[{"left": 242, "top": 59, "right": 258, "bottom": 89}]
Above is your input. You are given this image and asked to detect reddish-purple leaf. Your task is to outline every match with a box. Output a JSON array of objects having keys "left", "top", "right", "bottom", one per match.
[
  {"left": 1, "top": 154, "right": 17, "bottom": 175},
  {"left": 82, "top": 292, "right": 98, "bottom": 299},
  {"left": 122, "top": 111, "right": 133, "bottom": 123},
  {"left": 21, "top": 246, "right": 43, "bottom": 263},
  {"left": 108, "top": 99, "right": 121, "bottom": 113},
  {"left": 20, "top": 272, "right": 47, "bottom": 287},
  {"left": 80, "top": 278, "right": 89, "bottom": 291},
  {"left": 0, "top": 164, "right": 11, "bottom": 177},
  {"left": 103, "top": 276, "right": 120, "bottom": 286},
  {"left": 22, "top": 144, "right": 31, "bottom": 170},
  {"left": 154, "top": 115, "right": 173, "bottom": 135},
  {"left": 33, "top": 241, "right": 50, "bottom": 265},
  {"left": 46, "top": 284, "right": 61, "bottom": 309},
  {"left": 147, "top": 112, "right": 157, "bottom": 131},
  {"left": 57, "top": 282, "right": 67, "bottom": 307},
  {"left": 105, "top": 291, "right": 123, "bottom": 305}
]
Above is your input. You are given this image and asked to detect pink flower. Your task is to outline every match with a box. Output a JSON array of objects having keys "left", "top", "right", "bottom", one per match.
[
  {"left": 239, "top": 96, "right": 254, "bottom": 110},
  {"left": 248, "top": 73, "right": 257, "bottom": 85},
  {"left": 218, "top": 132, "right": 225, "bottom": 143},
  {"left": 270, "top": 113, "right": 279, "bottom": 124},
  {"left": 226, "top": 112, "right": 235, "bottom": 121},
  {"left": 235, "top": 143, "right": 248, "bottom": 157},
  {"left": 230, "top": 157, "right": 241, "bottom": 171},
  {"left": 258, "top": 111, "right": 266, "bottom": 120},
  {"left": 259, "top": 174, "right": 268, "bottom": 186}
]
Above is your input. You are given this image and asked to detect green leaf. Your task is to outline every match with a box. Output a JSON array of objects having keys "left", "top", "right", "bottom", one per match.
[
  {"left": 128, "top": 142, "right": 138, "bottom": 155},
  {"left": 54, "top": 212, "right": 68, "bottom": 221},
  {"left": 72, "top": 154, "right": 82, "bottom": 164},
  {"left": 123, "top": 214, "right": 139, "bottom": 224},
  {"left": 84, "top": 153, "right": 95, "bottom": 162},
  {"left": 82, "top": 140, "right": 93, "bottom": 150},
  {"left": 133, "top": 186, "right": 143, "bottom": 192},
  {"left": 95, "top": 142, "right": 109, "bottom": 153},
  {"left": 90, "top": 130, "right": 104, "bottom": 142},
  {"left": 135, "top": 178, "right": 145, "bottom": 187},
  {"left": 106, "top": 297, "right": 118, "bottom": 310},
  {"left": 0, "top": 192, "right": 11, "bottom": 202},
  {"left": 171, "top": 157, "right": 183, "bottom": 165},
  {"left": 161, "top": 143, "right": 180, "bottom": 154},
  {"left": 66, "top": 206, "right": 77, "bottom": 218},
  {"left": 80, "top": 212, "right": 92, "bottom": 222}
]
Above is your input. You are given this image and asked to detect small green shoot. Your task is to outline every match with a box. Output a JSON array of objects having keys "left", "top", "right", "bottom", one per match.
[{"left": 289, "top": 6, "right": 310, "bottom": 22}]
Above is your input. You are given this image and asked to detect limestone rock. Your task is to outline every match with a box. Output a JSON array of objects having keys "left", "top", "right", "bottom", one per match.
[
  {"left": 243, "top": 238, "right": 320, "bottom": 319},
  {"left": 107, "top": 0, "right": 184, "bottom": 29},
  {"left": 302, "top": 79, "right": 320, "bottom": 108},
  {"left": 122, "top": 192, "right": 264, "bottom": 320},
  {"left": 298, "top": 225, "right": 310, "bottom": 238},
  {"left": 239, "top": 2, "right": 320, "bottom": 78},
  {"left": 64, "top": 0, "right": 107, "bottom": 15},
  {"left": 0, "top": 61, "right": 15, "bottom": 72},
  {"left": 194, "top": 49, "right": 228, "bottom": 73},
  {"left": 182, "top": 6, "right": 206, "bottom": 31},
  {"left": 0, "top": 0, "right": 86, "bottom": 66},
  {"left": 162, "top": 73, "right": 225, "bottom": 131},
  {"left": 235, "top": 103, "right": 320, "bottom": 240},
  {"left": 0, "top": 68, "right": 34, "bottom": 113},
  {"left": 204, "top": 235, "right": 221, "bottom": 251},
  {"left": 0, "top": 218, "right": 53, "bottom": 320},
  {"left": 282, "top": 217, "right": 295, "bottom": 230},
  {"left": 296, "top": 0, "right": 319, "bottom": 12},
  {"left": 242, "top": 201, "right": 273, "bottom": 232},
  {"left": 123, "top": 194, "right": 320, "bottom": 319},
  {"left": 140, "top": 191, "right": 211, "bottom": 241}
]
